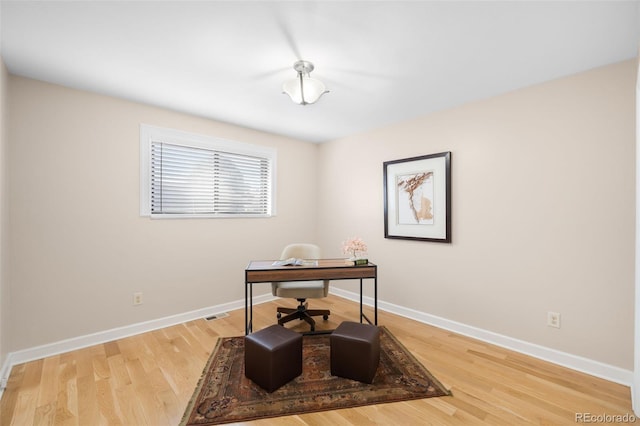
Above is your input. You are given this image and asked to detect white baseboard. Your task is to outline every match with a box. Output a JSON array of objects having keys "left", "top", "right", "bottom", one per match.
[
  {"left": 330, "top": 287, "right": 634, "bottom": 387},
  {"left": 0, "top": 293, "right": 276, "bottom": 398},
  {"left": 0, "top": 290, "right": 634, "bottom": 401},
  {"left": 634, "top": 373, "right": 640, "bottom": 416}
]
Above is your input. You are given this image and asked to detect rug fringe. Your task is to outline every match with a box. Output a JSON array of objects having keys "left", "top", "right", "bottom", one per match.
[{"left": 179, "top": 337, "right": 225, "bottom": 426}]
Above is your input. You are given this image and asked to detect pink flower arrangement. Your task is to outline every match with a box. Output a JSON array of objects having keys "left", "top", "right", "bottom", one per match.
[{"left": 342, "top": 237, "right": 368, "bottom": 259}]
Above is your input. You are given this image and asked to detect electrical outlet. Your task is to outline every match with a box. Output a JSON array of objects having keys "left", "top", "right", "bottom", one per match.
[
  {"left": 133, "top": 292, "right": 143, "bottom": 306},
  {"left": 547, "top": 311, "right": 561, "bottom": 328}
]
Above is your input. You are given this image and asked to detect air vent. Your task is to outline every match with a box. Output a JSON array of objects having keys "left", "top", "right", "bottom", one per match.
[{"left": 205, "top": 312, "right": 229, "bottom": 321}]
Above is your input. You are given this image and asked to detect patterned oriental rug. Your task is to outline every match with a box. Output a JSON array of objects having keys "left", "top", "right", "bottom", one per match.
[{"left": 180, "top": 326, "right": 451, "bottom": 425}]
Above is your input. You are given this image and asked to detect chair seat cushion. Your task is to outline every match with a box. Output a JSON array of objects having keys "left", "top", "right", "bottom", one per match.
[{"left": 274, "top": 281, "right": 326, "bottom": 298}]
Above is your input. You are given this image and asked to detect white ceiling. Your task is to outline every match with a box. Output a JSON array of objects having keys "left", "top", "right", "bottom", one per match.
[{"left": 1, "top": 1, "right": 638, "bottom": 143}]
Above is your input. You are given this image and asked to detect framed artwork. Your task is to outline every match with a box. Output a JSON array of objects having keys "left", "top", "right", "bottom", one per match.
[{"left": 383, "top": 152, "right": 451, "bottom": 243}]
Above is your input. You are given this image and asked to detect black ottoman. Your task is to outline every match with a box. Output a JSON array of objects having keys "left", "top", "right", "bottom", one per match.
[
  {"left": 330, "top": 321, "right": 380, "bottom": 384},
  {"left": 244, "top": 324, "right": 302, "bottom": 392}
]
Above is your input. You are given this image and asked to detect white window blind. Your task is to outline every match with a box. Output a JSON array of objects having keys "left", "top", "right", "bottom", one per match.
[{"left": 140, "top": 125, "right": 276, "bottom": 218}]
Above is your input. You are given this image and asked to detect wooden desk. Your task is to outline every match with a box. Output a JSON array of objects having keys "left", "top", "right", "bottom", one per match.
[{"left": 245, "top": 259, "right": 377, "bottom": 335}]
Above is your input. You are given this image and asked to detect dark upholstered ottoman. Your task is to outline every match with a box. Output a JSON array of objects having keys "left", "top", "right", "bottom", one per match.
[
  {"left": 244, "top": 324, "right": 302, "bottom": 392},
  {"left": 330, "top": 321, "right": 380, "bottom": 384}
]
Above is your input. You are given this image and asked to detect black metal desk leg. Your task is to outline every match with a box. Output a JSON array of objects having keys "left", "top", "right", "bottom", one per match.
[
  {"left": 374, "top": 276, "right": 378, "bottom": 325},
  {"left": 360, "top": 278, "right": 363, "bottom": 323},
  {"left": 249, "top": 282, "right": 253, "bottom": 334},
  {"left": 245, "top": 280, "right": 248, "bottom": 335}
]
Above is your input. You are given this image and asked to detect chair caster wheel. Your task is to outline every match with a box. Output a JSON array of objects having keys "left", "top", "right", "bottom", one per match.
[{"left": 323, "top": 314, "right": 329, "bottom": 320}]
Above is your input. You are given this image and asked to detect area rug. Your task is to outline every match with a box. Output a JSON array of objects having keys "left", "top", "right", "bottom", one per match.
[{"left": 180, "top": 326, "right": 451, "bottom": 425}]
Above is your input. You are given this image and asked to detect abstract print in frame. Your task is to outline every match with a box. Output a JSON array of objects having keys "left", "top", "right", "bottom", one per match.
[{"left": 383, "top": 152, "right": 451, "bottom": 243}]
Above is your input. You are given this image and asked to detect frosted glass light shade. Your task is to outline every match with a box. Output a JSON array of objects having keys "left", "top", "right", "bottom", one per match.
[{"left": 282, "top": 61, "right": 329, "bottom": 105}]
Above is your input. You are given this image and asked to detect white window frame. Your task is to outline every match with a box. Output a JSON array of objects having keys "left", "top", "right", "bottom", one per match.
[{"left": 140, "top": 124, "right": 277, "bottom": 218}]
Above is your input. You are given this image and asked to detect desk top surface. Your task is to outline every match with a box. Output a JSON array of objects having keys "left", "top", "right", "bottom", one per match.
[
  {"left": 246, "top": 258, "right": 376, "bottom": 271},
  {"left": 245, "top": 259, "right": 376, "bottom": 282}
]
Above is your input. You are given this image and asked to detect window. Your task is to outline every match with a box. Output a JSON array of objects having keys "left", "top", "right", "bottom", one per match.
[{"left": 140, "top": 125, "right": 276, "bottom": 218}]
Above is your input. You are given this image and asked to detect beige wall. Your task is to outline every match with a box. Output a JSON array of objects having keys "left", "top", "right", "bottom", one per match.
[
  {"left": 0, "top": 57, "right": 8, "bottom": 369},
  {"left": 6, "top": 76, "right": 319, "bottom": 352},
  {"left": 318, "top": 60, "right": 636, "bottom": 369},
  {"left": 3, "top": 60, "right": 636, "bottom": 372}
]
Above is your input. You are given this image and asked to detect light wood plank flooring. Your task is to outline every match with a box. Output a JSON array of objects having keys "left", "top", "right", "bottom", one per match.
[{"left": 0, "top": 295, "right": 634, "bottom": 425}]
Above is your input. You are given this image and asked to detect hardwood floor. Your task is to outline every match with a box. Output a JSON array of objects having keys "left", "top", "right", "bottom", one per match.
[{"left": 0, "top": 295, "right": 634, "bottom": 425}]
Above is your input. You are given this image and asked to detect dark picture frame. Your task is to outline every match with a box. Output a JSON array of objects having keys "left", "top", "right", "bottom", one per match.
[{"left": 383, "top": 152, "right": 451, "bottom": 243}]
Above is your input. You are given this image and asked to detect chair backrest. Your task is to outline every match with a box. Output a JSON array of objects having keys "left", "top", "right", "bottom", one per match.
[
  {"left": 272, "top": 243, "right": 328, "bottom": 298},
  {"left": 280, "top": 243, "right": 321, "bottom": 260}
]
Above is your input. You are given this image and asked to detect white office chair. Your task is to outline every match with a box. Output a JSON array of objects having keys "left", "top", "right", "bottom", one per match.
[{"left": 271, "top": 243, "right": 330, "bottom": 332}]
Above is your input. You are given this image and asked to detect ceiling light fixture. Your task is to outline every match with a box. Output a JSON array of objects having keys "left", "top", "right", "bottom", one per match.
[{"left": 282, "top": 60, "right": 329, "bottom": 105}]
